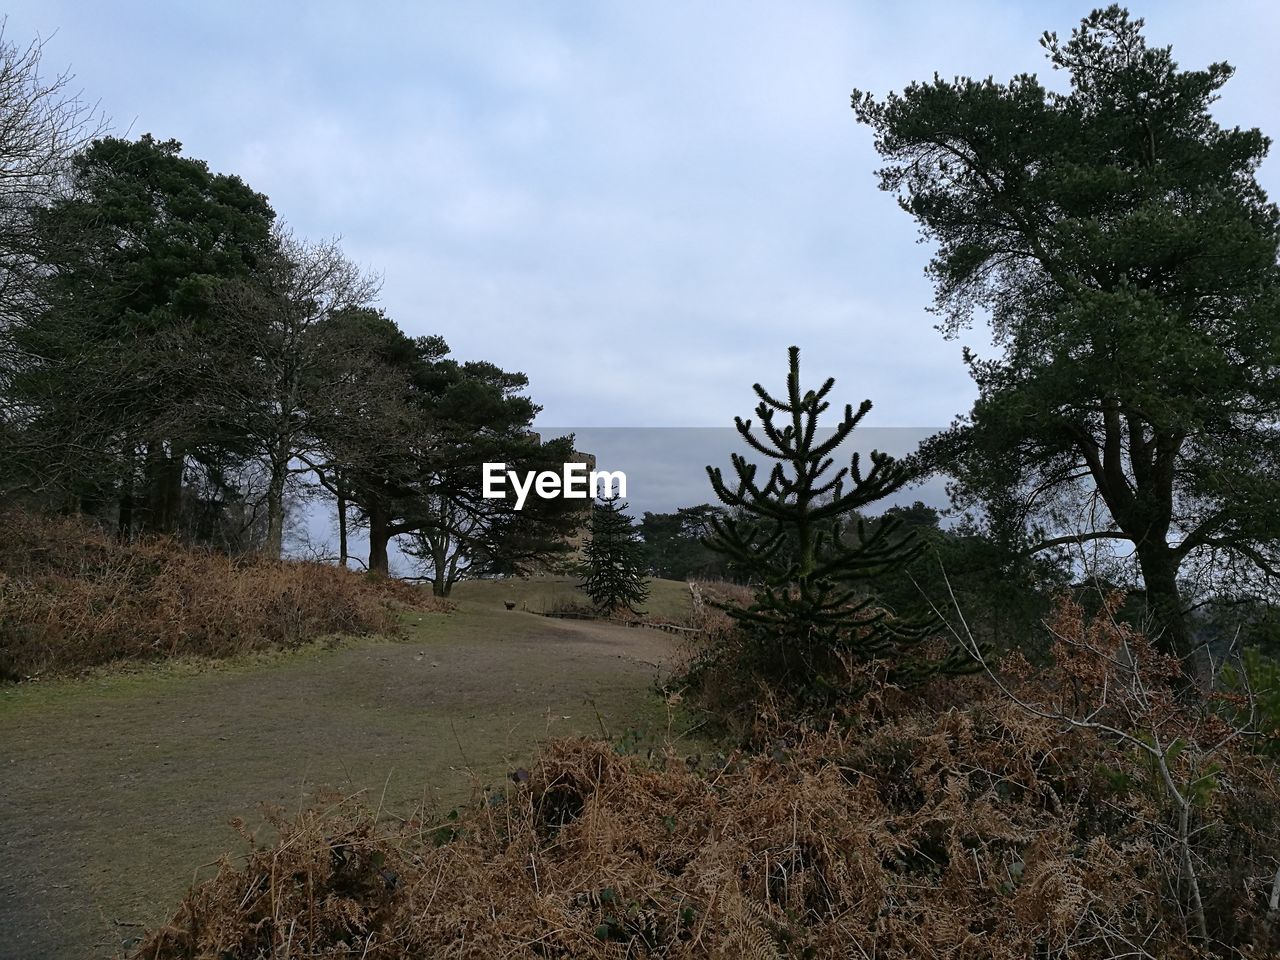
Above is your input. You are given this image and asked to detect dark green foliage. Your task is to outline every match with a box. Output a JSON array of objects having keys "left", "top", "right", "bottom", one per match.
[
  {"left": 1220, "top": 649, "right": 1280, "bottom": 758},
  {"left": 402, "top": 436, "right": 583, "bottom": 596},
  {"left": 639, "top": 504, "right": 729, "bottom": 581},
  {"left": 397, "top": 358, "right": 582, "bottom": 590},
  {"left": 578, "top": 497, "right": 650, "bottom": 615},
  {"left": 703, "top": 346, "right": 967, "bottom": 686},
  {"left": 12, "top": 134, "right": 276, "bottom": 531},
  {"left": 307, "top": 308, "right": 579, "bottom": 582},
  {"left": 852, "top": 6, "right": 1280, "bottom": 658},
  {"left": 868, "top": 503, "right": 1069, "bottom": 656},
  {"left": 302, "top": 306, "right": 439, "bottom": 574},
  {"left": 1192, "top": 598, "right": 1280, "bottom": 662}
]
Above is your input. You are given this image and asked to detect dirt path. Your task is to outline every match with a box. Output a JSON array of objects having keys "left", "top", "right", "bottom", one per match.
[{"left": 0, "top": 604, "right": 685, "bottom": 960}]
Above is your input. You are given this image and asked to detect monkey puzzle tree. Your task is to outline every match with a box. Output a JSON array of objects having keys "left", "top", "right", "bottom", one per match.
[
  {"left": 578, "top": 496, "right": 650, "bottom": 615},
  {"left": 704, "top": 347, "right": 961, "bottom": 685},
  {"left": 852, "top": 6, "right": 1280, "bottom": 658}
]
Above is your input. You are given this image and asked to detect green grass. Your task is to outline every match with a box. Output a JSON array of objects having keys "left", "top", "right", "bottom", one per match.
[{"left": 452, "top": 575, "right": 694, "bottom": 622}]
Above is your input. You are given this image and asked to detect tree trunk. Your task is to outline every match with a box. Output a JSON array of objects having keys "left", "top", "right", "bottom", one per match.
[
  {"left": 368, "top": 503, "right": 391, "bottom": 577},
  {"left": 431, "top": 536, "right": 448, "bottom": 596},
  {"left": 336, "top": 481, "right": 349, "bottom": 568},
  {"left": 1080, "top": 413, "right": 1190, "bottom": 660},
  {"left": 1135, "top": 542, "right": 1191, "bottom": 659},
  {"left": 117, "top": 488, "right": 133, "bottom": 539},
  {"left": 161, "top": 449, "right": 183, "bottom": 534},
  {"left": 117, "top": 451, "right": 135, "bottom": 539},
  {"left": 264, "top": 444, "right": 287, "bottom": 560},
  {"left": 142, "top": 441, "right": 184, "bottom": 535},
  {"left": 444, "top": 552, "right": 462, "bottom": 597},
  {"left": 141, "top": 441, "right": 162, "bottom": 532}
]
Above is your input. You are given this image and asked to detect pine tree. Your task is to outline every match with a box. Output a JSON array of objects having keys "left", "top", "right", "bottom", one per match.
[
  {"left": 704, "top": 346, "right": 966, "bottom": 684},
  {"left": 852, "top": 7, "right": 1280, "bottom": 657},
  {"left": 578, "top": 496, "right": 650, "bottom": 615}
]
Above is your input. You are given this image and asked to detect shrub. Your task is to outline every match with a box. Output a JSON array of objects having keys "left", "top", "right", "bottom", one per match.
[
  {"left": 0, "top": 509, "right": 449, "bottom": 679},
  {"left": 675, "top": 577, "right": 962, "bottom": 738},
  {"left": 1221, "top": 647, "right": 1280, "bottom": 758}
]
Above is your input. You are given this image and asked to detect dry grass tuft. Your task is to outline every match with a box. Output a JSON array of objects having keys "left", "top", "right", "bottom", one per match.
[{"left": 0, "top": 509, "right": 450, "bottom": 679}]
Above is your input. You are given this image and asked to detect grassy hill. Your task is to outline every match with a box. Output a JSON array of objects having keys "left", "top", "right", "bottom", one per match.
[{"left": 452, "top": 575, "right": 694, "bottom": 623}]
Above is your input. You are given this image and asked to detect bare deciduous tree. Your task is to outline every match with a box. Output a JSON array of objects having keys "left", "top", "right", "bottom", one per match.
[
  {"left": 0, "top": 25, "right": 99, "bottom": 328},
  {"left": 217, "top": 227, "right": 380, "bottom": 557},
  {"left": 0, "top": 24, "right": 101, "bottom": 495}
]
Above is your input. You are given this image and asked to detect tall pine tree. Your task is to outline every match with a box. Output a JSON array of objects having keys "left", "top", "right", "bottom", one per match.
[
  {"left": 852, "top": 7, "right": 1280, "bottom": 657},
  {"left": 17, "top": 134, "right": 275, "bottom": 532},
  {"left": 704, "top": 346, "right": 967, "bottom": 685}
]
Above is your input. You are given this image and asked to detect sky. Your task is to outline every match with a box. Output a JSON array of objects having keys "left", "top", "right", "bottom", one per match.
[
  {"left": 7, "top": 2, "right": 1280, "bottom": 565},
  {"left": 9, "top": 1, "right": 1280, "bottom": 438}
]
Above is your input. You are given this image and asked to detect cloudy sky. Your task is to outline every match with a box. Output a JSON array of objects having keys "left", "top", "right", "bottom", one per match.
[{"left": 8, "top": 1, "right": 1279, "bottom": 437}]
